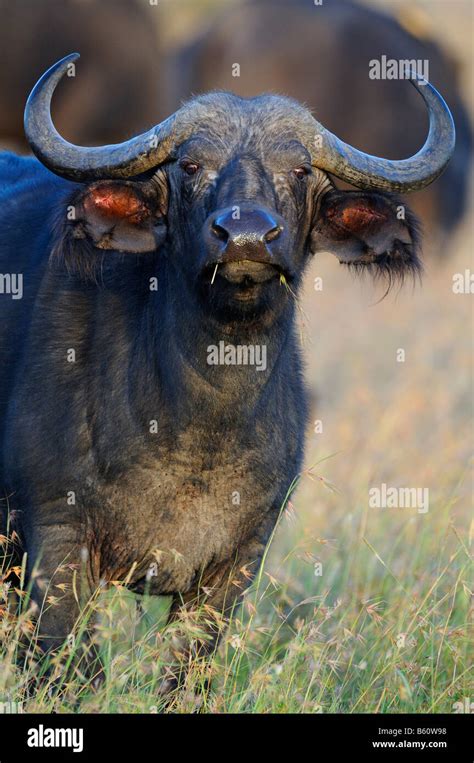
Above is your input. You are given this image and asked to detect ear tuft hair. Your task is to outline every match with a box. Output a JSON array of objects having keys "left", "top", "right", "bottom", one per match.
[
  {"left": 313, "top": 190, "right": 423, "bottom": 295},
  {"left": 50, "top": 206, "right": 109, "bottom": 283},
  {"left": 344, "top": 202, "right": 423, "bottom": 295}
]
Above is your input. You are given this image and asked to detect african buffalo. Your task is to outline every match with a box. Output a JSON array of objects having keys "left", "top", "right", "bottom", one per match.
[
  {"left": 174, "top": 0, "right": 471, "bottom": 249},
  {"left": 0, "top": 54, "right": 455, "bottom": 692}
]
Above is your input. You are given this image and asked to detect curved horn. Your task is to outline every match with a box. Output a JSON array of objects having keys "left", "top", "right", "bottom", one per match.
[
  {"left": 310, "top": 74, "right": 455, "bottom": 192},
  {"left": 24, "top": 53, "right": 191, "bottom": 181}
]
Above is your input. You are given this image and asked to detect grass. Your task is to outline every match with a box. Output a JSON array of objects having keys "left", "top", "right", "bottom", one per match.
[{"left": 0, "top": 234, "right": 472, "bottom": 714}]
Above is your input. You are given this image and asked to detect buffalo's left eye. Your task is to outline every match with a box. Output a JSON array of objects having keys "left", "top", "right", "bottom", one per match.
[
  {"left": 180, "top": 160, "right": 200, "bottom": 176},
  {"left": 292, "top": 166, "right": 310, "bottom": 180}
]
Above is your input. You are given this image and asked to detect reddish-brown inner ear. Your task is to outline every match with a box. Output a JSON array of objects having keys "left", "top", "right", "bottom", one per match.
[
  {"left": 84, "top": 184, "right": 150, "bottom": 225},
  {"left": 326, "top": 201, "right": 386, "bottom": 234}
]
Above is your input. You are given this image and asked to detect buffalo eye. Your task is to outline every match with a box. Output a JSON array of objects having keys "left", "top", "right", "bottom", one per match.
[
  {"left": 292, "top": 165, "right": 310, "bottom": 180},
  {"left": 180, "top": 159, "right": 200, "bottom": 176}
]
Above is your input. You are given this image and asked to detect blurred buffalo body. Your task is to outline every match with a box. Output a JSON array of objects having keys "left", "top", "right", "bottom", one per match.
[
  {"left": 0, "top": 0, "right": 167, "bottom": 149},
  {"left": 174, "top": 0, "right": 472, "bottom": 244}
]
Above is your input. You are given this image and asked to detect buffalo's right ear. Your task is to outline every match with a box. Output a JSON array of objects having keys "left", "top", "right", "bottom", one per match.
[{"left": 64, "top": 178, "right": 168, "bottom": 254}]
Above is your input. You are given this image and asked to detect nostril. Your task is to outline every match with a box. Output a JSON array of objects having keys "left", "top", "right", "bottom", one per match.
[
  {"left": 264, "top": 225, "right": 282, "bottom": 243},
  {"left": 211, "top": 222, "right": 229, "bottom": 243}
]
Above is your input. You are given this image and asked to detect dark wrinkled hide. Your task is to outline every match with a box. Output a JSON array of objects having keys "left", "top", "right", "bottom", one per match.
[
  {"left": 174, "top": 0, "right": 471, "bottom": 244},
  {"left": 0, "top": 92, "right": 422, "bottom": 682},
  {"left": 0, "top": 0, "right": 167, "bottom": 150}
]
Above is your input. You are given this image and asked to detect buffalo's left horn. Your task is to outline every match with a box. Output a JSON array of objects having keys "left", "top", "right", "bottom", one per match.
[
  {"left": 308, "top": 73, "right": 455, "bottom": 192},
  {"left": 24, "top": 53, "right": 194, "bottom": 181}
]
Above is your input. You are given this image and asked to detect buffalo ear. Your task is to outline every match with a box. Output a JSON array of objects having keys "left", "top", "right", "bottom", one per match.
[
  {"left": 70, "top": 180, "right": 167, "bottom": 253},
  {"left": 310, "top": 190, "right": 421, "bottom": 279}
]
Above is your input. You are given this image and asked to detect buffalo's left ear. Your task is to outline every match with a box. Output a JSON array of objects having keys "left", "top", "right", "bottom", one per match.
[
  {"left": 310, "top": 190, "right": 421, "bottom": 277},
  {"left": 70, "top": 179, "right": 167, "bottom": 253}
]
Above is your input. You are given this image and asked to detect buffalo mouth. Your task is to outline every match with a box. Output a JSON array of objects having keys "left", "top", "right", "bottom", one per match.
[{"left": 204, "top": 259, "right": 286, "bottom": 285}]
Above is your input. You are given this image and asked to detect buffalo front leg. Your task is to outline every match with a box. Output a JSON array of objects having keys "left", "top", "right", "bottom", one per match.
[
  {"left": 161, "top": 531, "right": 271, "bottom": 701},
  {"left": 25, "top": 520, "right": 100, "bottom": 687}
]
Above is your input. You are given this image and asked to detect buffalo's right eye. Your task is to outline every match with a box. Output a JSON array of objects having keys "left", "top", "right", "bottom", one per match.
[
  {"left": 292, "top": 166, "right": 310, "bottom": 180},
  {"left": 180, "top": 160, "right": 200, "bottom": 176}
]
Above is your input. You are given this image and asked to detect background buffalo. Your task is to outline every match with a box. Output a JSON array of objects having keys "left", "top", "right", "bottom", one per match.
[{"left": 0, "top": 0, "right": 169, "bottom": 149}]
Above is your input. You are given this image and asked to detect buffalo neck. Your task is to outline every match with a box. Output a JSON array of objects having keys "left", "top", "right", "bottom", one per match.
[{"left": 129, "top": 260, "right": 299, "bottom": 428}]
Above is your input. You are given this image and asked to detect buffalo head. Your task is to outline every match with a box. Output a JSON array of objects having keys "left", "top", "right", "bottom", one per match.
[{"left": 24, "top": 53, "right": 455, "bottom": 324}]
